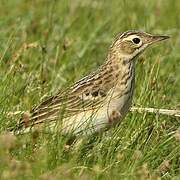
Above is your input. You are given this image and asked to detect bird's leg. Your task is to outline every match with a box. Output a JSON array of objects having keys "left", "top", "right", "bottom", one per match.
[
  {"left": 108, "top": 110, "right": 122, "bottom": 125},
  {"left": 63, "top": 135, "right": 77, "bottom": 151}
]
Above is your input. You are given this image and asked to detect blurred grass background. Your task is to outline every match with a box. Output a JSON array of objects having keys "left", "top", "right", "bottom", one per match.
[{"left": 0, "top": 0, "right": 179, "bottom": 179}]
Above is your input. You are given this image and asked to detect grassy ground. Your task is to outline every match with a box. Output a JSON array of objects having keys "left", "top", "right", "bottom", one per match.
[{"left": 0, "top": 0, "right": 179, "bottom": 179}]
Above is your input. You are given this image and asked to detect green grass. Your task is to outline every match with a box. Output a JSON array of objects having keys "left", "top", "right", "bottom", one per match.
[{"left": 0, "top": 0, "right": 179, "bottom": 179}]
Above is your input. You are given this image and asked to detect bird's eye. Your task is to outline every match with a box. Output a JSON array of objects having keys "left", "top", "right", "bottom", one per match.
[{"left": 132, "top": 37, "right": 141, "bottom": 44}]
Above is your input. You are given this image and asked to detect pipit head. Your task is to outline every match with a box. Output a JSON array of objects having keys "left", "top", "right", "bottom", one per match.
[{"left": 111, "top": 30, "right": 170, "bottom": 59}]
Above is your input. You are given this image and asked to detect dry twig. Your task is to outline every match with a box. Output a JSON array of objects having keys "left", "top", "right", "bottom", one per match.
[
  {"left": 130, "top": 107, "right": 180, "bottom": 118},
  {"left": 6, "top": 107, "right": 180, "bottom": 118}
]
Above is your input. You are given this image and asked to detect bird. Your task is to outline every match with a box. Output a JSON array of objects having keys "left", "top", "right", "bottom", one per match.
[{"left": 13, "top": 30, "right": 169, "bottom": 137}]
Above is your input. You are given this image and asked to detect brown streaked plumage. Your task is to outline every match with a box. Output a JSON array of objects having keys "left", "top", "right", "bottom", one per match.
[{"left": 13, "top": 30, "right": 169, "bottom": 136}]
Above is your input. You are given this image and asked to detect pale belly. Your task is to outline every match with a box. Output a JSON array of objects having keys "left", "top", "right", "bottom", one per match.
[
  {"left": 17, "top": 93, "right": 132, "bottom": 136},
  {"left": 60, "top": 73, "right": 135, "bottom": 136},
  {"left": 59, "top": 92, "right": 133, "bottom": 136}
]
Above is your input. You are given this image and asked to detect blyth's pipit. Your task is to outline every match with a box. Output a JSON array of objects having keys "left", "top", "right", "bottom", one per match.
[{"left": 13, "top": 30, "right": 169, "bottom": 136}]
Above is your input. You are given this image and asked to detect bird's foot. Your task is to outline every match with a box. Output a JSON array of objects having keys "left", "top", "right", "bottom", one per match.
[{"left": 108, "top": 110, "right": 122, "bottom": 125}]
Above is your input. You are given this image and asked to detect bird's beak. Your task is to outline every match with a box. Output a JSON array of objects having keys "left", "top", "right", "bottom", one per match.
[{"left": 148, "top": 34, "right": 170, "bottom": 44}]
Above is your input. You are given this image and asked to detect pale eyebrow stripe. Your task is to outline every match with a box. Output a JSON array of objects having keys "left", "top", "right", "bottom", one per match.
[{"left": 122, "top": 35, "right": 141, "bottom": 42}]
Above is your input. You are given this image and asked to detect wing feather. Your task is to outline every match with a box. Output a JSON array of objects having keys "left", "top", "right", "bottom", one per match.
[{"left": 14, "top": 61, "right": 116, "bottom": 132}]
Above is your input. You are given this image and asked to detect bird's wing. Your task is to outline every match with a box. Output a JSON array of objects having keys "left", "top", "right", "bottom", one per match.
[{"left": 15, "top": 69, "right": 115, "bottom": 131}]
